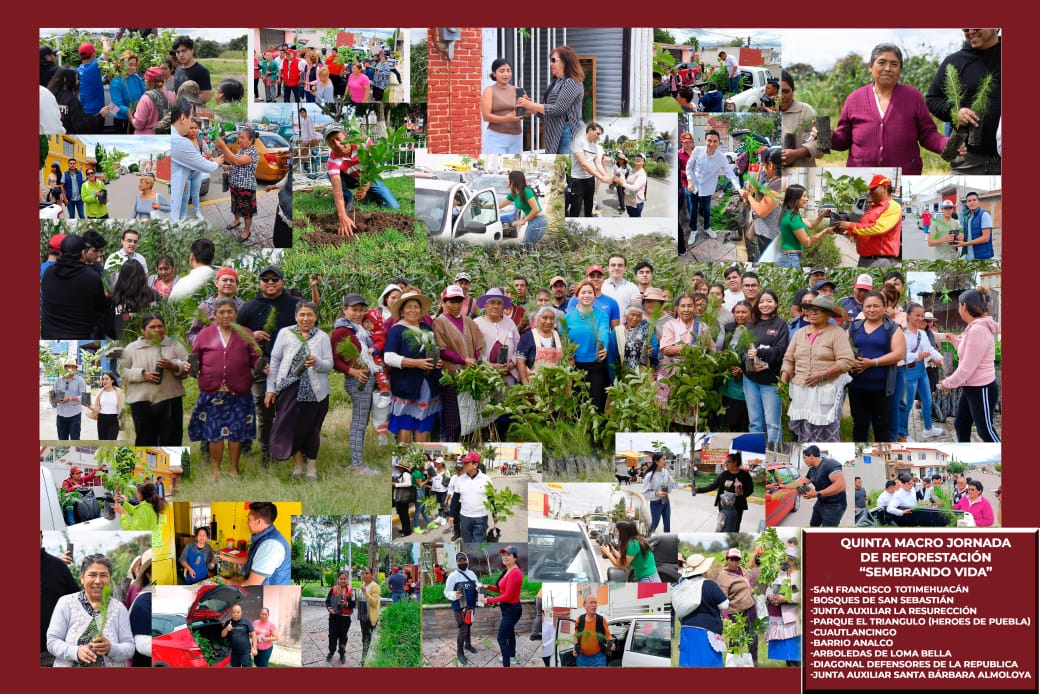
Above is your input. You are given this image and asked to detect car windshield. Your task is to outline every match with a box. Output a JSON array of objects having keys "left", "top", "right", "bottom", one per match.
[
  {"left": 152, "top": 613, "right": 185, "bottom": 636},
  {"left": 416, "top": 187, "right": 449, "bottom": 235},
  {"left": 528, "top": 528, "right": 599, "bottom": 581},
  {"left": 259, "top": 133, "right": 289, "bottom": 149}
]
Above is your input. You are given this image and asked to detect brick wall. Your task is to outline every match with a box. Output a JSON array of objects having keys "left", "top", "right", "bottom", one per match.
[
  {"left": 427, "top": 28, "right": 483, "bottom": 156},
  {"left": 423, "top": 601, "right": 539, "bottom": 638}
]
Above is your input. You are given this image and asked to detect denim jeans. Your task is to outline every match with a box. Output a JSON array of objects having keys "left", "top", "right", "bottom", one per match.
[
  {"left": 460, "top": 514, "right": 489, "bottom": 542},
  {"left": 56, "top": 414, "right": 81, "bottom": 441},
  {"left": 413, "top": 488, "right": 431, "bottom": 527},
  {"left": 557, "top": 123, "right": 573, "bottom": 154},
  {"left": 339, "top": 176, "right": 400, "bottom": 210},
  {"left": 649, "top": 498, "right": 670, "bottom": 533},
  {"left": 576, "top": 650, "right": 607, "bottom": 666},
  {"left": 743, "top": 378, "right": 782, "bottom": 445},
  {"left": 626, "top": 202, "right": 644, "bottom": 217},
  {"left": 497, "top": 603, "right": 522, "bottom": 666},
  {"left": 695, "top": 195, "right": 712, "bottom": 231},
  {"left": 775, "top": 251, "right": 802, "bottom": 269},
  {"left": 67, "top": 200, "right": 85, "bottom": 219},
  {"left": 889, "top": 367, "right": 907, "bottom": 438},
  {"left": 810, "top": 500, "right": 846, "bottom": 527},
  {"left": 729, "top": 76, "right": 740, "bottom": 94},
  {"left": 181, "top": 171, "right": 202, "bottom": 217},
  {"left": 485, "top": 129, "right": 523, "bottom": 154},
  {"left": 523, "top": 215, "right": 547, "bottom": 243},
  {"left": 901, "top": 364, "right": 934, "bottom": 433}
]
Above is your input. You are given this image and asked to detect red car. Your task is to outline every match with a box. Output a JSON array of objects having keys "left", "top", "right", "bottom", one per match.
[
  {"left": 764, "top": 463, "right": 802, "bottom": 527},
  {"left": 152, "top": 585, "right": 246, "bottom": 667}
]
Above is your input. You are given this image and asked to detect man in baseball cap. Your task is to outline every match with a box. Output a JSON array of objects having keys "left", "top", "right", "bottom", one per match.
[
  {"left": 548, "top": 275, "right": 570, "bottom": 312},
  {"left": 840, "top": 273, "right": 874, "bottom": 318},
  {"left": 41, "top": 234, "right": 68, "bottom": 278},
  {"left": 324, "top": 122, "right": 400, "bottom": 238},
  {"left": 40, "top": 45, "right": 58, "bottom": 87},
  {"left": 77, "top": 39, "right": 108, "bottom": 117},
  {"left": 834, "top": 174, "right": 902, "bottom": 268}
]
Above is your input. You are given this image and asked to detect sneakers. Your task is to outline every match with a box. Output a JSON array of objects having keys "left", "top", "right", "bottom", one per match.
[
  {"left": 457, "top": 653, "right": 468, "bottom": 666},
  {"left": 465, "top": 645, "right": 477, "bottom": 653},
  {"left": 922, "top": 427, "right": 945, "bottom": 439},
  {"left": 339, "top": 652, "right": 346, "bottom": 664},
  {"left": 326, "top": 652, "right": 334, "bottom": 663},
  {"left": 704, "top": 227, "right": 718, "bottom": 239}
]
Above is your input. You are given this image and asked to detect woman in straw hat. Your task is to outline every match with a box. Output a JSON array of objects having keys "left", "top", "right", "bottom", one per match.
[
  {"left": 765, "top": 547, "right": 801, "bottom": 666},
  {"left": 675, "top": 553, "right": 729, "bottom": 667},
  {"left": 384, "top": 291, "right": 442, "bottom": 442},
  {"left": 780, "top": 295, "right": 855, "bottom": 442}
]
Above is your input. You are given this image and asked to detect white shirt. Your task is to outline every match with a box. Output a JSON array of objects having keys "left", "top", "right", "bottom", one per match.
[
  {"left": 873, "top": 489, "right": 894, "bottom": 512},
  {"left": 723, "top": 289, "right": 745, "bottom": 311},
  {"left": 686, "top": 146, "right": 740, "bottom": 196},
  {"left": 455, "top": 471, "right": 491, "bottom": 518},
  {"left": 724, "top": 54, "right": 739, "bottom": 77},
  {"left": 571, "top": 135, "right": 603, "bottom": 180},
  {"left": 249, "top": 531, "right": 287, "bottom": 577},
  {"left": 904, "top": 327, "right": 941, "bottom": 365},
  {"left": 886, "top": 486, "right": 918, "bottom": 516},
  {"left": 168, "top": 265, "right": 216, "bottom": 302},
  {"left": 104, "top": 250, "right": 148, "bottom": 275},
  {"left": 40, "top": 85, "right": 65, "bottom": 134},
  {"left": 601, "top": 278, "right": 641, "bottom": 312}
]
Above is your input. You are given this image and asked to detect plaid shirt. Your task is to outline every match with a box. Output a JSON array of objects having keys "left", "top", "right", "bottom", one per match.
[{"left": 229, "top": 145, "right": 258, "bottom": 190}]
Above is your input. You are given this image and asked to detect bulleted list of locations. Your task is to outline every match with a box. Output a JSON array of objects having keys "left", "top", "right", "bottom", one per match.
[{"left": 803, "top": 531, "right": 1038, "bottom": 691}]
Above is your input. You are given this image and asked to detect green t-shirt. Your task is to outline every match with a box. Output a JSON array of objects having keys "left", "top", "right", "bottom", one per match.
[
  {"left": 626, "top": 538, "right": 657, "bottom": 579},
  {"left": 929, "top": 217, "right": 961, "bottom": 261},
  {"left": 780, "top": 209, "right": 808, "bottom": 251},
  {"left": 507, "top": 187, "right": 540, "bottom": 217}
]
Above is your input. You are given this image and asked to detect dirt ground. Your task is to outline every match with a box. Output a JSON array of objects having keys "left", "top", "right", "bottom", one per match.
[{"left": 299, "top": 210, "right": 417, "bottom": 246}]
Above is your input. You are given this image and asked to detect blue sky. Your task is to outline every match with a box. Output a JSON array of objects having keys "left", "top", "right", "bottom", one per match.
[
  {"left": 77, "top": 135, "right": 168, "bottom": 168},
  {"left": 781, "top": 28, "right": 968, "bottom": 72},
  {"left": 659, "top": 28, "right": 782, "bottom": 51}
]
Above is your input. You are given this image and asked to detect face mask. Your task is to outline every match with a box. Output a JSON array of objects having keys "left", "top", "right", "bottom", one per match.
[{"left": 457, "top": 563, "right": 468, "bottom": 572}]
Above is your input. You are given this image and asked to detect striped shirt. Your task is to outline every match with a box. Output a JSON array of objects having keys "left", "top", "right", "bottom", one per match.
[{"left": 541, "top": 77, "right": 583, "bottom": 154}]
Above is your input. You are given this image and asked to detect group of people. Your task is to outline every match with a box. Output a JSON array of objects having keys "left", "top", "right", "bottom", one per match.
[
  {"left": 39, "top": 34, "right": 239, "bottom": 136},
  {"left": 781, "top": 32, "right": 1001, "bottom": 174},
  {"left": 675, "top": 543, "right": 800, "bottom": 668},
  {"left": 393, "top": 451, "right": 494, "bottom": 540},
  {"left": 863, "top": 470, "right": 998, "bottom": 527},
  {"left": 256, "top": 43, "right": 401, "bottom": 106},
  {"left": 324, "top": 568, "right": 382, "bottom": 664},
  {"left": 565, "top": 122, "right": 652, "bottom": 218}
]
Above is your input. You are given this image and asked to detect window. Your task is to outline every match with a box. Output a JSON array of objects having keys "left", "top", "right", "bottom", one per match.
[
  {"left": 146, "top": 451, "right": 158, "bottom": 470},
  {"left": 629, "top": 618, "right": 671, "bottom": 658},
  {"left": 191, "top": 505, "right": 212, "bottom": 534},
  {"left": 63, "top": 139, "right": 76, "bottom": 157}
]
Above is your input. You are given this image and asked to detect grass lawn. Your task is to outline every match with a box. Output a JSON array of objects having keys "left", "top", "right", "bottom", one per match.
[
  {"left": 174, "top": 370, "right": 391, "bottom": 516},
  {"left": 368, "top": 600, "right": 421, "bottom": 667}
]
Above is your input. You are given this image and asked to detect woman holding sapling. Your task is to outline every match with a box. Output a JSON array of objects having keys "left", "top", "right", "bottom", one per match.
[
  {"left": 332, "top": 293, "right": 382, "bottom": 475},
  {"left": 741, "top": 290, "right": 789, "bottom": 447},
  {"left": 774, "top": 184, "right": 833, "bottom": 269},
  {"left": 565, "top": 280, "right": 610, "bottom": 414},
  {"left": 120, "top": 313, "right": 190, "bottom": 446},
  {"left": 188, "top": 298, "right": 260, "bottom": 479},
  {"left": 830, "top": 43, "right": 960, "bottom": 175},
  {"left": 266, "top": 301, "right": 334, "bottom": 480},
  {"left": 47, "top": 554, "right": 135, "bottom": 667},
  {"left": 384, "top": 291, "right": 442, "bottom": 442},
  {"left": 115, "top": 481, "right": 165, "bottom": 549}
]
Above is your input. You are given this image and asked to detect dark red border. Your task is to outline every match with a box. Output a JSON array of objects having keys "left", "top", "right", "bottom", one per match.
[{"left": 20, "top": 8, "right": 1031, "bottom": 691}]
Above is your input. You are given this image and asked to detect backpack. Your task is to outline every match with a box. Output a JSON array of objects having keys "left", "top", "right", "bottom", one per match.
[
  {"left": 150, "top": 90, "right": 173, "bottom": 134},
  {"left": 575, "top": 613, "right": 611, "bottom": 654}
]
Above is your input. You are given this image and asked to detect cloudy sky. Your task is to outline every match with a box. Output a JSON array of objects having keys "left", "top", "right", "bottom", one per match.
[
  {"left": 662, "top": 28, "right": 782, "bottom": 51},
  {"left": 781, "top": 29, "right": 967, "bottom": 72},
  {"left": 77, "top": 135, "right": 169, "bottom": 168}
]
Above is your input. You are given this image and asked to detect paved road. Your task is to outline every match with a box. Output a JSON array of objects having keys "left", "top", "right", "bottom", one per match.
[
  {"left": 301, "top": 599, "right": 382, "bottom": 667},
  {"left": 394, "top": 468, "right": 536, "bottom": 544},
  {"left": 591, "top": 176, "right": 672, "bottom": 218},
  {"left": 97, "top": 172, "right": 156, "bottom": 220},
  {"left": 423, "top": 621, "right": 545, "bottom": 668}
]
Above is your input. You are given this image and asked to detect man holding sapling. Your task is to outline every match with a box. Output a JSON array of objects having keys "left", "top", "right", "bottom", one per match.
[
  {"left": 237, "top": 267, "right": 301, "bottom": 467},
  {"left": 324, "top": 124, "right": 400, "bottom": 238},
  {"left": 926, "top": 29, "right": 1001, "bottom": 175}
]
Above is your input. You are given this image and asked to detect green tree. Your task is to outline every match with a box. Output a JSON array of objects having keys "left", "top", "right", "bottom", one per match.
[
  {"left": 411, "top": 38, "right": 428, "bottom": 102},
  {"left": 194, "top": 38, "right": 222, "bottom": 59},
  {"left": 683, "top": 37, "right": 700, "bottom": 50},
  {"left": 227, "top": 35, "right": 248, "bottom": 52},
  {"left": 945, "top": 460, "right": 966, "bottom": 475},
  {"left": 784, "top": 62, "right": 817, "bottom": 84},
  {"left": 654, "top": 29, "right": 677, "bottom": 44},
  {"left": 40, "top": 136, "right": 49, "bottom": 170}
]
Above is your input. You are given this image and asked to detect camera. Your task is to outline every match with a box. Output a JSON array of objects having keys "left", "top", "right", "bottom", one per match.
[{"left": 759, "top": 94, "right": 776, "bottom": 109}]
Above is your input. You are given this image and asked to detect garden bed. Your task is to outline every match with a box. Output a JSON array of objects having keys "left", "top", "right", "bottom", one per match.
[{"left": 299, "top": 210, "right": 417, "bottom": 245}]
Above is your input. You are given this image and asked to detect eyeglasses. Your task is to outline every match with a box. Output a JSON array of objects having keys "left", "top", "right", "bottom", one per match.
[
  {"left": 549, "top": 57, "right": 559, "bottom": 63},
  {"left": 742, "top": 283, "right": 759, "bottom": 289},
  {"left": 259, "top": 276, "right": 281, "bottom": 283}
]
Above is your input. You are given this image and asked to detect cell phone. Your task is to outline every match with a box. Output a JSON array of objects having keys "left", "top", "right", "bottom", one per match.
[
  {"left": 515, "top": 87, "right": 526, "bottom": 117},
  {"left": 67, "top": 542, "right": 74, "bottom": 558}
]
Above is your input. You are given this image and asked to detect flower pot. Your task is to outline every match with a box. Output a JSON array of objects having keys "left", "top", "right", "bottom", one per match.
[
  {"left": 966, "top": 124, "right": 983, "bottom": 148},
  {"left": 814, "top": 115, "right": 831, "bottom": 153},
  {"left": 64, "top": 508, "right": 76, "bottom": 525},
  {"left": 102, "top": 501, "right": 116, "bottom": 521}
]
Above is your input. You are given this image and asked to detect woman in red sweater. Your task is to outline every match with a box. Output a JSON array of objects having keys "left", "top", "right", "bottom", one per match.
[
  {"left": 484, "top": 546, "right": 524, "bottom": 667},
  {"left": 188, "top": 298, "right": 259, "bottom": 479}
]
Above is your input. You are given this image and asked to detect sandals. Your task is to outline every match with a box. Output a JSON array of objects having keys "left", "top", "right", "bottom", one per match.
[
  {"left": 236, "top": 231, "right": 252, "bottom": 244},
  {"left": 226, "top": 222, "right": 241, "bottom": 230}
]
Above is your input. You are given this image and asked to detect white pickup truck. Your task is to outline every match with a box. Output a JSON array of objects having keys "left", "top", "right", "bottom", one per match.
[
  {"left": 725, "top": 66, "right": 779, "bottom": 112},
  {"left": 41, "top": 466, "right": 120, "bottom": 534},
  {"left": 416, "top": 178, "right": 515, "bottom": 245}
]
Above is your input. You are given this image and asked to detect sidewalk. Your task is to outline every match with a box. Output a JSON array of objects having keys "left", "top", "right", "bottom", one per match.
[
  {"left": 301, "top": 600, "right": 372, "bottom": 667},
  {"left": 199, "top": 186, "right": 282, "bottom": 248}
]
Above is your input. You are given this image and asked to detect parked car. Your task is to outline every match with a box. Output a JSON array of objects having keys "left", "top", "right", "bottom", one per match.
[
  {"left": 416, "top": 178, "right": 510, "bottom": 244},
  {"left": 725, "top": 66, "right": 779, "bottom": 112},
  {"left": 152, "top": 585, "right": 247, "bottom": 667},
  {"left": 39, "top": 201, "right": 64, "bottom": 221},
  {"left": 763, "top": 462, "right": 801, "bottom": 526},
  {"left": 555, "top": 612, "right": 672, "bottom": 667},
  {"left": 652, "top": 138, "right": 674, "bottom": 164},
  {"left": 224, "top": 130, "right": 292, "bottom": 182},
  {"left": 527, "top": 517, "right": 605, "bottom": 582}
]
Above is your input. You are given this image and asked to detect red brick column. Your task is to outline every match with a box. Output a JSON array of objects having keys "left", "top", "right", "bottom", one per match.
[{"left": 427, "top": 28, "right": 483, "bottom": 156}]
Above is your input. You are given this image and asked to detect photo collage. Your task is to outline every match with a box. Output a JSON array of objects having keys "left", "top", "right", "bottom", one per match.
[{"left": 39, "top": 26, "right": 1001, "bottom": 670}]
